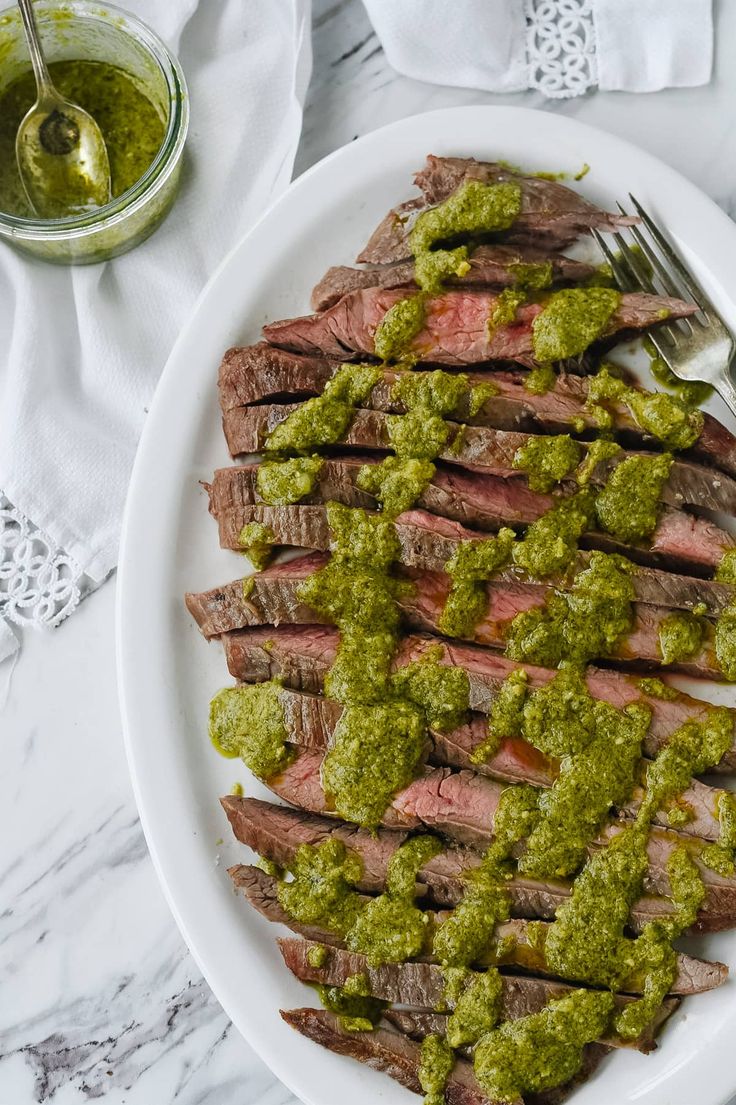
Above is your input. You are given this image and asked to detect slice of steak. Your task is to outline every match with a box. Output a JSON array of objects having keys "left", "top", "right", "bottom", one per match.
[
  {"left": 383, "top": 1012, "right": 611, "bottom": 1105},
  {"left": 217, "top": 344, "right": 736, "bottom": 481},
  {"left": 222, "top": 626, "right": 736, "bottom": 773},
  {"left": 311, "top": 245, "right": 596, "bottom": 311},
  {"left": 233, "top": 865, "right": 727, "bottom": 995},
  {"left": 278, "top": 939, "right": 676, "bottom": 1052},
  {"left": 280, "top": 1009, "right": 498, "bottom": 1105},
  {"left": 208, "top": 462, "right": 736, "bottom": 577},
  {"left": 223, "top": 403, "right": 736, "bottom": 518},
  {"left": 262, "top": 288, "right": 695, "bottom": 368},
  {"left": 205, "top": 470, "right": 735, "bottom": 614},
  {"left": 186, "top": 554, "right": 725, "bottom": 680},
  {"left": 357, "top": 155, "right": 637, "bottom": 264},
  {"left": 221, "top": 796, "right": 724, "bottom": 933},
  {"left": 211, "top": 681, "right": 723, "bottom": 842},
  {"left": 263, "top": 746, "right": 736, "bottom": 917}
]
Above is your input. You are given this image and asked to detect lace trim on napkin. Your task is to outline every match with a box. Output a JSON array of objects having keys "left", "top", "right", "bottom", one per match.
[
  {"left": 525, "top": 0, "right": 598, "bottom": 99},
  {"left": 0, "top": 493, "right": 85, "bottom": 631}
]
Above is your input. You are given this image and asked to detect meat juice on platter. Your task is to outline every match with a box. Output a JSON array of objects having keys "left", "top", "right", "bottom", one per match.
[{"left": 186, "top": 155, "right": 736, "bottom": 1105}]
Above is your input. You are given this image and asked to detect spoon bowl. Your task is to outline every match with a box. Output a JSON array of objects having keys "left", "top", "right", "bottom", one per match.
[{"left": 14, "top": 0, "right": 111, "bottom": 219}]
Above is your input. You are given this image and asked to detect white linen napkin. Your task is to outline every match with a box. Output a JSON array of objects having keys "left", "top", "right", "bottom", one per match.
[
  {"left": 361, "top": 0, "right": 713, "bottom": 99},
  {"left": 0, "top": 0, "right": 312, "bottom": 661}
]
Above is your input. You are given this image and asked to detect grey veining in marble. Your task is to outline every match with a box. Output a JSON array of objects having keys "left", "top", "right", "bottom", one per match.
[{"left": 3, "top": 0, "right": 736, "bottom": 1101}]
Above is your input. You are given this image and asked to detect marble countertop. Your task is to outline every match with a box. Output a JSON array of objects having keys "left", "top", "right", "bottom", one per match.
[{"left": 3, "top": 1, "right": 736, "bottom": 1102}]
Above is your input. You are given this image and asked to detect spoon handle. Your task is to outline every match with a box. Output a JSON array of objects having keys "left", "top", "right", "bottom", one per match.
[{"left": 17, "top": 0, "right": 55, "bottom": 101}]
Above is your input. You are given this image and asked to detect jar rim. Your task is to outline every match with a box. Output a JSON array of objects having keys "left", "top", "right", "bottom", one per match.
[{"left": 0, "top": 0, "right": 189, "bottom": 240}]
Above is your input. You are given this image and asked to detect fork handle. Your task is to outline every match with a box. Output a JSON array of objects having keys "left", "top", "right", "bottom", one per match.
[{"left": 715, "top": 367, "right": 736, "bottom": 421}]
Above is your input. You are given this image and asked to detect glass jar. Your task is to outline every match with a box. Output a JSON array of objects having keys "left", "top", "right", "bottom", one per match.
[{"left": 0, "top": 1, "right": 188, "bottom": 264}]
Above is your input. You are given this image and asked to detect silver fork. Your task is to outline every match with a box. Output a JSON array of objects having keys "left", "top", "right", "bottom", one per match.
[{"left": 592, "top": 196, "right": 736, "bottom": 418}]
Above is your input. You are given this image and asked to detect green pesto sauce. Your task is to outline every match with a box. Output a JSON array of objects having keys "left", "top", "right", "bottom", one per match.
[
  {"left": 524, "top": 364, "right": 557, "bottom": 395},
  {"left": 716, "top": 550, "right": 736, "bottom": 584},
  {"left": 488, "top": 288, "right": 526, "bottom": 335},
  {"left": 471, "top": 669, "right": 528, "bottom": 765},
  {"left": 594, "top": 453, "right": 673, "bottom": 544},
  {"left": 255, "top": 855, "right": 281, "bottom": 878},
  {"left": 238, "top": 522, "right": 275, "bottom": 570},
  {"left": 638, "top": 676, "right": 680, "bottom": 701},
  {"left": 438, "top": 528, "right": 516, "bottom": 639},
  {"left": 347, "top": 835, "right": 441, "bottom": 966},
  {"left": 391, "top": 651, "right": 470, "bottom": 733},
  {"left": 468, "top": 380, "right": 500, "bottom": 415},
  {"left": 587, "top": 366, "right": 704, "bottom": 452},
  {"left": 316, "top": 983, "right": 387, "bottom": 1033},
  {"left": 574, "top": 438, "right": 622, "bottom": 487},
  {"left": 357, "top": 455, "right": 437, "bottom": 518},
  {"left": 392, "top": 369, "right": 469, "bottom": 418},
  {"left": 505, "top": 552, "right": 636, "bottom": 668},
  {"left": 256, "top": 455, "right": 324, "bottom": 506},
  {"left": 265, "top": 363, "right": 382, "bottom": 455},
  {"left": 418, "top": 1034, "right": 455, "bottom": 1105},
  {"left": 208, "top": 682, "right": 293, "bottom": 781},
  {"left": 703, "top": 788, "right": 736, "bottom": 874},
  {"left": 0, "top": 60, "right": 165, "bottom": 217},
  {"left": 388, "top": 408, "right": 453, "bottom": 459},
  {"left": 277, "top": 838, "right": 364, "bottom": 936},
  {"left": 322, "top": 700, "right": 427, "bottom": 827},
  {"left": 432, "top": 787, "right": 538, "bottom": 969},
  {"left": 715, "top": 599, "right": 736, "bottom": 681},
  {"left": 414, "top": 246, "right": 470, "bottom": 295},
  {"left": 508, "top": 260, "right": 553, "bottom": 290},
  {"left": 639, "top": 710, "right": 732, "bottom": 822},
  {"left": 658, "top": 611, "right": 706, "bottom": 665},
  {"left": 307, "top": 942, "right": 328, "bottom": 967},
  {"left": 410, "top": 180, "right": 523, "bottom": 255},
  {"left": 643, "top": 337, "right": 713, "bottom": 410},
  {"left": 373, "top": 293, "right": 427, "bottom": 362},
  {"left": 531, "top": 288, "right": 621, "bottom": 363},
  {"left": 473, "top": 990, "right": 614, "bottom": 1103},
  {"left": 512, "top": 489, "right": 597, "bottom": 578},
  {"left": 518, "top": 699, "right": 650, "bottom": 879},
  {"left": 446, "top": 968, "right": 503, "bottom": 1048},
  {"left": 242, "top": 577, "right": 255, "bottom": 602},
  {"left": 512, "top": 434, "right": 583, "bottom": 493}
]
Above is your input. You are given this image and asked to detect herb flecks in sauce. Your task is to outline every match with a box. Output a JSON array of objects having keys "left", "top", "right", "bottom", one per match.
[
  {"left": 474, "top": 990, "right": 615, "bottom": 1103},
  {"left": 716, "top": 550, "right": 736, "bottom": 584},
  {"left": 587, "top": 366, "right": 704, "bottom": 451},
  {"left": 277, "top": 839, "right": 364, "bottom": 937},
  {"left": 488, "top": 288, "right": 526, "bottom": 336},
  {"left": 512, "top": 489, "right": 596, "bottom": 578},
  {"left": 438, "top": 528, "right": 516, "bottom": 639},
  {"left": 316, "top": 981, "right": 387, "bottom": 1033},
  {"left": 374, "top": 294, "right": 427, "bottom": 362},
  {"left": 264, "top": 363, "right": 381, "bottom": 455},
  {"left": 0, "top": 61, "right": 165, "bottom": 217},
  {"left": 595, "top": 453, "right": 673, "bottom": 544},
  {"left": 643, "top": 336, "right": 713, "bottom": 409},
  {"left": 410, "top": 180, "right": 523, "bottom": 255},
  {"left": 209, "top": 682, "right": 293, "bottom": 781},
  {"left": 257, "top": 455, "right": 323, "bottom": 505},
  {"left": 531, "top": 288, "right": 621, "bottom": 363},
  {"left": 446, "top": 968, "right": 503, "bottom": 1048},
  {"left": 524, "top": 363, "right": 557, "bottom": 395},
  {"left": 418, "top": 1034, "right": 455, "bottom": 1105},
  {"left": 238, "top": 522, "right": 275, "bottom": 570},
  {"left": 512, "top": 434, "right": 583, "bottom": 493},
  {"left": 658, "top": 611, "right": 706, "bottom": 666},
  {"left": 715, "top": 598, "right": 736, "bottom": 682},
  {"left": 505, "top": 552, "right": 636, "bottom": 668}
]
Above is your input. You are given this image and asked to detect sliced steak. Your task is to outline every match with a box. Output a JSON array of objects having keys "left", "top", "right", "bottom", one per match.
[
  {"left": 222, "top": 403, "right": 736, "bottom": 518},
  {"left": 217, "top": 345, "right": 736, "bottom": 481},
  {"left": 221, "top": 626, "right": 736, "bottom": 773},
  {"left": 186, "top": 553, "right": 725, "bottom": 680},
  {"left": 280, "top": 1009, "right": 498, "bottom": 1105},
  {"left": 262, "top": 288, "right": 695, "bottom": 368},
  {"left": 357, "top": 155, "right": 637, "bottom": 264},
  {"left": 221, "top": 796, "right": 725, "bottom": 933},
  {"left": 233, "top": 864, "right": 727, "bottom": 995},
  {"left": 210, "top": 681, "right": 724, "bottom": 842},
  {"left": 311, "top": 245, "right": 596, "bottom": 311},
  {"left": 208, "top": 461, "right": 736, "bottom": 576},
  {"left": 263, "top": 747, "right": 736, "bottom": 917},
  {"left": 278, "top": 939, "right": 676, "bottom": 1052}
]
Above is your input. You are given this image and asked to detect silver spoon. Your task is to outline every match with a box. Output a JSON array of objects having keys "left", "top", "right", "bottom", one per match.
[{"left": 14, "top": 0, "right": 111, "bottom": 219}]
